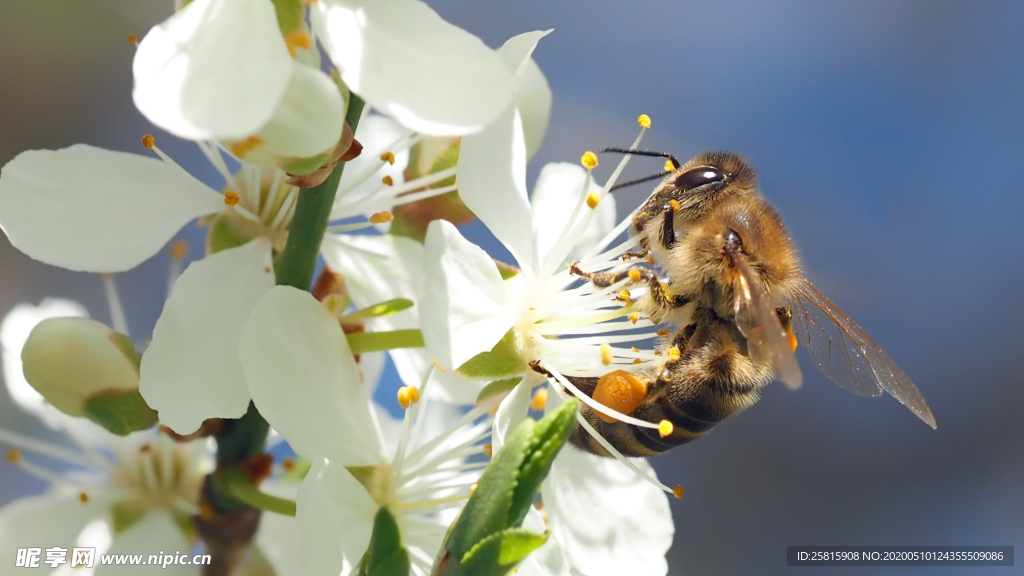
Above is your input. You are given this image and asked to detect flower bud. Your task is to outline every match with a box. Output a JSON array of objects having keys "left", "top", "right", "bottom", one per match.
[
  {"left": 391, "top": 137, "right": 475, "bottom": 241},
  {"left": 222, "top": 64, "right": 347, "bottom": 176},
  {"left": 21, "top": 318, "right": 155, "bottom": 434}
]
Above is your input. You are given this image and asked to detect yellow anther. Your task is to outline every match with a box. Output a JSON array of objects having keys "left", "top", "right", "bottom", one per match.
[
  {"left": 6, "top": 448, "right": 20, "bottom": 462},
  {"left": 223, "top": 191, "right": 240, "bottom": 206},
  {"left": 433, "top": 359, "right": 447, "bottom": 373},
  {"left": 631, "top": 346, "right": 639, "bottom": 353},
  {"left": 141, "top": 134, "right": 155, "bottom": 149},
  {"left": 407, "top": 386, "right": 421, "bottom": 405},
  {"left": 370, "top": 211, "right": 394, "bottom": 224},
  {"left": 586, "top": 192, "right": 601, "bottom": 209},
  {"left": 170, "top": 240, "right": 189, "bottom": 260},
  {"left": 658, "top": 419, "right": 674, "bottom": 438},
  {"left": 654, "top": 350, "right": 663, "bottom": 356},
  {"left": 78, "top": 492, "right": 90, "bottom": 503},
  {"left": 470, "top": 483, "right": 478, "bottom": 493},
  {"left": 230, "top": 136, "right": 264, "bottom": 159},
  {"left": 397, "top": 387, "right": 413, "bottom": 409},
  {"left": 657, "top": 329, "right": 670, "bottom": 337},
  {"left": 647, "top": 256, "right": 656, "bottom": 265},
  {"left": 668, "top": 199, "right": 681, "bottom": 212},
  {"left": 638, "top": 114, "right": 652, "bottom": 128},
  {"left": 127, "top": 33, "right": 138, "bottom": 45},
  {"left": 281, "top": 458, "right": 296, "bottom": 472},
  {"left": 633, "top": 358, "right": 643, "bottom": 364},
  {"left": 628, "top": 269, "right": 642, "bottom": 282},
  {"left": 381, "top": 175, "right": 394, "bottom": 186},
  {"left": 668, "top": 347, "right": 681, "bottom": 361},
  {"left": 530, "top": 388, "right": 548, "bottom": 411},
  {"left": 581, "top": 151, "right": 599, "bottom": 169},
  {"left": 284, "top": 30, "right": 312, "bottom": 57},
  {"left": 482, "top": 443, "right": 493, "bottom": 457},
  {"left": 672, "top": 485, "right": 684, "bottom": 499},
  {"left": 322, "top": 294, "right": 345, "bottom": 314},
  {"left": 619, "top": 289, "right": 631, "bottom": 300},
  {"left": 600, "top": 343, "right": 614, "bottom": 366},
  {"left": 664, "top": 159, "right": 675, "bottom": 172},
  {"left": 380, "top": 151, "right": 396, "bottom": 165},
  {"left": 628, "top": 313, "right": 640, "bottom": 324},
  {"left": 199, "top": 503, "right": 215, "bottom": 521}
]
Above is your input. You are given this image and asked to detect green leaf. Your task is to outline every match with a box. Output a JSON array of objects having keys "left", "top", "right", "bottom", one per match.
[
  {"left": 356, "top": 508, "right": 410, "bottom": 576},
  {"left": 432, "top": 399, "right": 578, "bottom": 576},
  {"left": 474, "top": 379, "right": 522, "bottom": 408},
  {"left": 460, "top": 528, "right": 548, "bottom": 576},
  {"left": 82, "top": 389, "right": 158, "bottom": 436},
  {"left": 455, "top": 331, "right": 527, "bottom": 380},
  {"left": 508, "top": 398, "right": 577, "bottom": 528},
  {"left": 340, "top": 298, "right": 415, "bottom": 322},
  {"left": 346, "top": 329, "right": 424, "bottom": 355}
]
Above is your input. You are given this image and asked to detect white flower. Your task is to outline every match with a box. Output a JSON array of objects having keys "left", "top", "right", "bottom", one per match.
[
  {"left": 135, "top": 0, "right": 522, "bottom": 141},
  {"left": 417, "top": 50, "right": 680, "bottom": 571},
  {"left": 0, "top": 297, "right": 304, "bottom": 576},
  {"left": 0, "top": 113, "right": 466, "bottom": 435},
  {"left": 239, "top": 286, "right": 495, "bottom": 576},
  {"left": 132, "top": 0, "right": 308, "bottom": 135}
]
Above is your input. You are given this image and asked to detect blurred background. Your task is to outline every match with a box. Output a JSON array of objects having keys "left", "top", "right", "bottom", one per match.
[{"left": 1, "top": 1, "right": 1022, "bottom": 574}]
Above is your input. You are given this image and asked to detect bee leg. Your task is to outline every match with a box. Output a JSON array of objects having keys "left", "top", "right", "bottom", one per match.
[
  {"left": 569, "top": 262, "right": 690, "bottom": 321},
  {"left": 660, "top": 205, "right": 676, "bottom": 249},
  {"left": 620, "top": 250, "right": 649, "bottom": 261}
]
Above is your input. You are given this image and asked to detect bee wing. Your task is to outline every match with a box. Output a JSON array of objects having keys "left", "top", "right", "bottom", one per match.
[
  {"left": 731, "top": 252, "right": 803, "bottom": 389},
  {"left": 791, "top": 278, "right": 936, "bottom": 428}
]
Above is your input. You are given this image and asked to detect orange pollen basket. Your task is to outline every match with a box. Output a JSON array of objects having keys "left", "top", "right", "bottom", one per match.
[{"left": 593, "top": 370, "right": 648, "bottom": 424}]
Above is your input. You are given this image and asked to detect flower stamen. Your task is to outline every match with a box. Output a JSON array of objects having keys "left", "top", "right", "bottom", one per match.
[{"left": 284, "top": 30, "right": 312, "bottom": 57}]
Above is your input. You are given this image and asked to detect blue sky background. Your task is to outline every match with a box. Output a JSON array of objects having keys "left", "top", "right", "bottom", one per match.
[{"left": 1, "top": 1, "right": 1022, "bottom": 574}]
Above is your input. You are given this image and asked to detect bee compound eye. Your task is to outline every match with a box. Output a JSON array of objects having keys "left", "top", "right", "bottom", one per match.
[{"left": 674, "top": 166, "right": 726, "bottom": 190}]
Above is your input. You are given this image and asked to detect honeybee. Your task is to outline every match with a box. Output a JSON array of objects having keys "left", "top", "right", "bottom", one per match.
[{"left": 547, "top": 150, "right": 935, "bottom": 458}]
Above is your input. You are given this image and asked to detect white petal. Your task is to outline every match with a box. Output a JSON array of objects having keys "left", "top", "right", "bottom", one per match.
[
  {"left": 0, "top": 145, "right": 223, "bottom": 272},
  {"left": 529, "top": 163, "right": 615, "bottom": 267},
  {"left": 491, "top": 374, "right": 533, "bottom": 452},
  {"left": 297, "top": 458, "right": 378, "bottom": 574},
  {"left": 225, "top": 64, "right": 346, "bottom": 173},
  {"left": 132, "top": 0, "right": 293, "bottom": 140},
  {"left": 515, "top": 507, "right": 570, "bottom": 576},
  {"left": 456, "top": 105, "right": 534, "bottom": 274},
  {"left": 421, "top": 221, "right": 519, "bottom": 371},
  {"left": 497, "top": 30, "right": 552, "bottom": 160},
  {"left": 140, "top": 238, "right": 275, "bottom": 435},
  {"left": 322, "top": 233, "right": 482, "bottom": 403},
  {"left": 1, "top": 299, "right": 88, "bottom": 423},
  {"left": 0, "top": 489, "right": 107, "bottom": 562},
  {"left": 543, "top": 445, "right": 674, "bottom": 576},
  {"left": 255, "top": 481, "right": 304, "bottom": 576},
  {"left": 311, "top": 0, "right": 515, "bottom": 136},
  {"left": 96, "top": 511, "right": 198, "bottom": 576},
  {"left": 518, "top": 58, "right": 552, "bottom": 160},
  {"left": 240, "top": 286, "right": 385, "bottom": 465}
]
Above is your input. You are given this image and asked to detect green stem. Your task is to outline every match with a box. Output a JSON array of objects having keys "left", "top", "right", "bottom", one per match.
[
  {"left": 277, "top": 97, "right": 366, "bottom": 289},
  {"left": 221, "top": 468, "right": 297, "bottom": 517},
  {"left": 347, "top": 329, "right": 424, "bottom": 355},
  {"left": 208, "top": 95, "right": 367, "bottom": 512}
]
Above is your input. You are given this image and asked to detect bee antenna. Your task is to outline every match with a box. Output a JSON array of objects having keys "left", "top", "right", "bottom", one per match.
[
  {"left": 608, "top": 171, "right": 670, "bottom": 192},
  {"left": 600, "top": 147, "right": 681, "bottom": 169}
]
